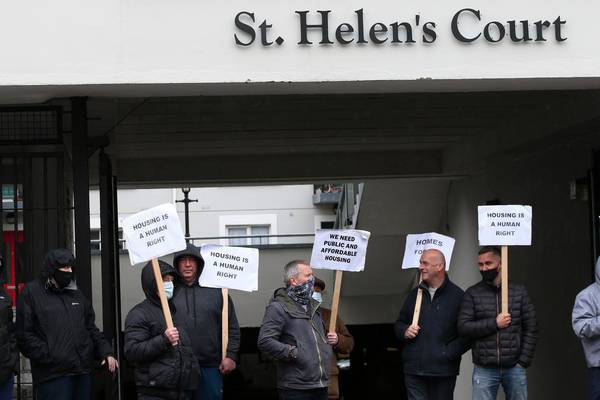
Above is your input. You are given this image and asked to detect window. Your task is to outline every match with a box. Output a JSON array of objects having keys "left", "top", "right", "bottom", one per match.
[
  {"left": 90, "top": 228, "right": 125, "bottom": 252},
  {"left": 219, "top": 215, "right": 277, "bottom": 245},
  {"left": 314, "top": 215, "right": 336, "bottom": 232},
  {"left": 320, "top": 221, "right": 335, "bottom": 229},
  {"left": 90, "top": 229, "right": 101, "bottom": 251},
  {"left": 227, "top": 225, "right": 270, "bottom": 246}
]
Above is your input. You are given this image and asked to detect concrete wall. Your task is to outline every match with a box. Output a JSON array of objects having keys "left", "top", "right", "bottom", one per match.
[{"left": 0, "top": 0, "right": 598, "bottom": 93}]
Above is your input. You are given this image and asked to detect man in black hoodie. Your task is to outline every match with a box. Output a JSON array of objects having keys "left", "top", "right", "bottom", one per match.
[
  {"left": 16, "top": 248, "right": 117, "bottom": 400},
  {"left": 0, "top": 254, "right": 19, "bottom": 400},
  {"left": 124, "top": 259, "right": 199, "bottom": 400},
  {"left": 172, "top": 243, "right": 241, "bottom": 400}
]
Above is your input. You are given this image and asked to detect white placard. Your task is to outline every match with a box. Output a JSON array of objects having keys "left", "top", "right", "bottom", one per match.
[
  {"left": 401, "top": 232, "right": 455, "bottom": 271},
  {"left": 199, "top": 244, "right": 259, "bottom": 292},
  {"left": 478, "top": 205, "right": 532, "bottom": 246},
  {"left": 122, "top": 203, "right": 187, "bottom": 265},
  {"left": 310, "top": 229, "right": 371, "bottom": 272}
]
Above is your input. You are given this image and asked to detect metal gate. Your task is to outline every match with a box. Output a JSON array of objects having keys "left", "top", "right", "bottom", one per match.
[{"left": 0, "top": 106, "right": 66, "bottom": 399}]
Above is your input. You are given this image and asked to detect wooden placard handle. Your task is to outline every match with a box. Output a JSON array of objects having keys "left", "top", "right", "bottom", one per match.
[
  {"left": 151, "top": 258, "right": 176, "bottom": 345},
  {"left": 412, "top": 288, "right": 423, "bottom": 326},
  {"left": 222, "top": 288, "right": 229, "bottom": 360},
  {"left": 501, "top": 245, "right": 509, "bottom": 314},
  {"left": 411, "top": 275, "right": 423, "bottom": 326},
  {"left": 328, "top": 270, "right": 343, "bottom": 334}
]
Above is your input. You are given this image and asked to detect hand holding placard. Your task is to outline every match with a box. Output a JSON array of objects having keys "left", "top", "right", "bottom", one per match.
[
  {"left": 310, "top": 229, "right": 371, "bottom": 334},
  {"left": 122, "top": 204, "right": 187, "bottom": 338},
  {"left": 402, "top": 232, "right": 455, "bottom": 326},
  {"left": 200, "top": 244, "right": 260, "bottom": 359},
  {"left": 477, "top": 205, "right": 532, "bottom": 314}
]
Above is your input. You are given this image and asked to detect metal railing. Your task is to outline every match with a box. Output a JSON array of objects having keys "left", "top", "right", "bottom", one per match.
[{"left": 90, "top": 233, "right": 317, "bottom": 252}]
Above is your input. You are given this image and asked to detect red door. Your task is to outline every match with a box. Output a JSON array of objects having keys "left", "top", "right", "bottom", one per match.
[{"left": 2, "top": 230, "right": 24, "bottom": 306}]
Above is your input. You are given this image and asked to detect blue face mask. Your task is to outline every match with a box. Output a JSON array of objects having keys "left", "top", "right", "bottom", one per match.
[
  {"left": 311, "top": 291, "right": 322, "bottom": 304},
  {"left": 163, "top": 281, "right": 174, "bottom": 300}
]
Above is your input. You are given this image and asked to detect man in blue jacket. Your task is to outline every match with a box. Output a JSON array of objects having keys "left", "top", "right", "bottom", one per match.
[{"left": 394, "top": 249, "right": 469, "bottom": 400}]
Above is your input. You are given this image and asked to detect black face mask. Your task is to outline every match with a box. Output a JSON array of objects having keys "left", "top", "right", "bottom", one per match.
[
  {"left": 53, "top": 270, "right": 73, "bottom": 289},
  {"left": 480, "top": 268, "right": 499, "bottom": 284}
]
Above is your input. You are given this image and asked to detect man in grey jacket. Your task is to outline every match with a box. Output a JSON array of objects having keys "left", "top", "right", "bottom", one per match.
[
  {"left": 257, "top": 260, "right": 337, "bottom": 400},
  {"left": 572, "top": 257, "right": 600, "bottom": 400}
]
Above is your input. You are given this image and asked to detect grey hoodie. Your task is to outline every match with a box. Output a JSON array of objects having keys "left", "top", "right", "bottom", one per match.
[{"left": 572, "top": 257, "right": 600, "bottom": 367}]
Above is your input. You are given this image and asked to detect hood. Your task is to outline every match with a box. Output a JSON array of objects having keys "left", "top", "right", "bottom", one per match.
[
  {"left": 40, "top": 248, "right": 76, "bottom": 279},
  {"left": 595, "top": 257, "right": 600, "bottom": 285},
  {"left": 172, "top": 242, "right": 204, "bottom": 276},
  {"left": 141, "top": 260, "right": 178, "bottom": 305}
]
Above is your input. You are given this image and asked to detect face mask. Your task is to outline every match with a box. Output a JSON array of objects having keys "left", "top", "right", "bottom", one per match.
[
  {"left": 163, "top": 281, "right": 174, "bottom": 300},
  {"left": 312, "top": 291, "right": 323, "bottom": 304},
  {"left": 53, "top": 270, "right": 73, "bottom": 289},
  {"left": 480, "top": 268, "right": 499, "bottom": 284},
  {"left": 288, "top": 276, "right": 315, "bottom": 305}
]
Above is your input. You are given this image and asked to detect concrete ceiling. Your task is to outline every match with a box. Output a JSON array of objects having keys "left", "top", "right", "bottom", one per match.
[{"left": 72, "top": 89, "right": 600, "bottom": 186}]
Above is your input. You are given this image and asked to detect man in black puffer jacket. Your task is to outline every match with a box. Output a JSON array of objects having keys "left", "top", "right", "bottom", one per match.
[
  {"left": 0, "top": 254, "right": 19, "bottom": 400},
  {"left": 16, "top": 248, "right": 117, "bottom": 400},
  {"left": 124, "top": 260, "right": 199, "bottom": 400},
  {"left": 458, "top": 246, "right": 537, "bottom": 400}
]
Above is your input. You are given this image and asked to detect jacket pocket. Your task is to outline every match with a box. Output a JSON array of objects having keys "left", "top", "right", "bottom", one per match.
[
  {"left": 147, "top": 356, "right": 178, "bottom": 388},
  {"left": 294, "top": 341, "right": 319, "bottom": 383}
]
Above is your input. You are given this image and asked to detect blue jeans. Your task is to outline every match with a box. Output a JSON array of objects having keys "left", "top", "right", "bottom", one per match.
[
  {"left": 472, "top": 365, "right": 527, "bottom": 400},
  {"left": 588, "top": 367, "right": 600, "bottom": 400},
  {"left": 0, "top": 375, "right": 13, "bottom": 400},
  {"left": 191, "top": 367, "right": 222, "bottom": 400},
  {"left": 35, "top": 374, "right": 91, "bottom": 400}
]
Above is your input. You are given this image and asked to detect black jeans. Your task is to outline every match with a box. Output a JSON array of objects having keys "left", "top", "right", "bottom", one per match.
[
  {"left": 278, "top": 387, "right": 328, "bottom": 400},
  {"left": 404, "top": 374, "right": 457, "bottom": 400}
]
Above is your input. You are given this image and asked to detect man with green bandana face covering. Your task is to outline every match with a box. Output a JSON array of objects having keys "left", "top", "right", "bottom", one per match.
[{"left": 258, "top": 260, "right": 338, "bottom": 400}]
